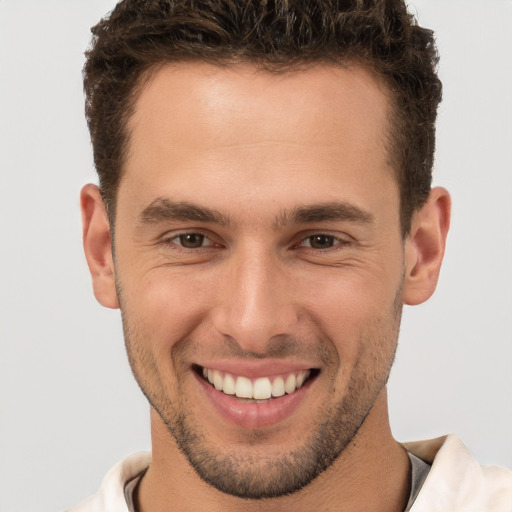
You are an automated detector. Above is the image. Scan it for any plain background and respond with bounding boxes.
[0,1,511,510]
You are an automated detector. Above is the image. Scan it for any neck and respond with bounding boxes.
[135,388,410,512]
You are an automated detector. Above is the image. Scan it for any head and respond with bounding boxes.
[81,0,450,502]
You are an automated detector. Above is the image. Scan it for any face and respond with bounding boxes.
[113,63,405,498]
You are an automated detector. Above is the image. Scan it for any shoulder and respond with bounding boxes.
[404,435,512,512]
[64,452,151,512]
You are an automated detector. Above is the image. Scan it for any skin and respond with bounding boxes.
[81,62,450,511]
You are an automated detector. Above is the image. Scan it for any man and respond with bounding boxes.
[70,0,512,511]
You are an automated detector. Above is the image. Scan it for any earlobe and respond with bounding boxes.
[80,184,120,309]
[403,187,451,306]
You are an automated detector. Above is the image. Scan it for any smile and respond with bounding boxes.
[199,366,314,401]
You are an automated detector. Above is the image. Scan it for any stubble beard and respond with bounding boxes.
[161,366,391,499]
[118,284,403,500]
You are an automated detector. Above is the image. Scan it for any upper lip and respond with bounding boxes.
[194,359,317,379]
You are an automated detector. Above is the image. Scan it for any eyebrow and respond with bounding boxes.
[276,201,374,227]
[139,198,232,226]
[138,197,374,229]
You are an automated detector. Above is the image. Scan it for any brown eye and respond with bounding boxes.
[178,233,206,248]
[307,234,336,249]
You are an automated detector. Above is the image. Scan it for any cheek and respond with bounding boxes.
[119,267,214,352]
[297,266,402,362]
[301,266,399,326]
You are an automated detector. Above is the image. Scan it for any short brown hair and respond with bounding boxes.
[84,0,442,235]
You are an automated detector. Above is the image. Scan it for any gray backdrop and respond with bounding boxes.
[1,1,511,511]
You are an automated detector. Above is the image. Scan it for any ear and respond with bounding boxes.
[403,187,451,306]
[80,184,119,309]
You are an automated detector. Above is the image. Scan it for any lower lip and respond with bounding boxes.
[195,372,315,429]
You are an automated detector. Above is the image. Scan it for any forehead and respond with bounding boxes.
[120,61,396,223]
[129,60,391,151]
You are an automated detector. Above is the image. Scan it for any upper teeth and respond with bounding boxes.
[202,367,311,400]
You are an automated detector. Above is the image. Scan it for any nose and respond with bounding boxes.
[211,247,298,354]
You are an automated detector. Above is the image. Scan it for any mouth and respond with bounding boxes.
[193,364,320,403]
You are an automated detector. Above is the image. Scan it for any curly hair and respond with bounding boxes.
[83,0,442,235]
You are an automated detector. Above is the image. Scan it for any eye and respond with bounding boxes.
[169,233,213,249]
[297,233,350,251]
